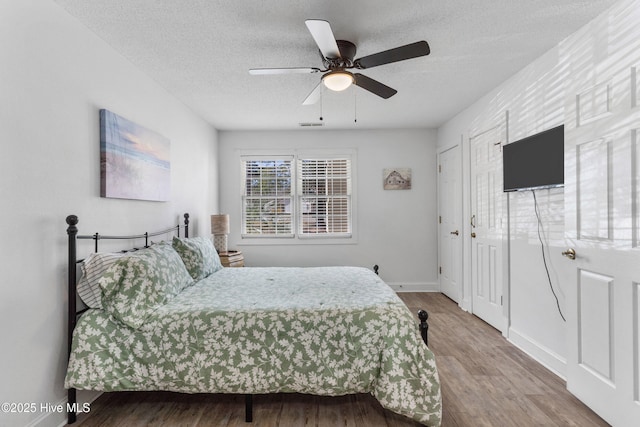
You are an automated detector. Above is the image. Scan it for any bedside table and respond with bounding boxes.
[218,250,244,267]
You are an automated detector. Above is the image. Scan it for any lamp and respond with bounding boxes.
[322,70,354,92]
[210,214,230,253]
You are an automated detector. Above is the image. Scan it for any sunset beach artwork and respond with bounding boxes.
[100,109,170,201]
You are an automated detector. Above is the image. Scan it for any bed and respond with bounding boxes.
[64,214,441,426]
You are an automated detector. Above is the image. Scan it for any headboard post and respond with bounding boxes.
[65,215,78,425]
[184,213,190,238]
[66,215,78,355]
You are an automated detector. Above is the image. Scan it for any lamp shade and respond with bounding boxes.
[322,71,354,92]
[211,214,230,235]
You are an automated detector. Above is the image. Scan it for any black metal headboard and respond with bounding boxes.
[64,212,190,425]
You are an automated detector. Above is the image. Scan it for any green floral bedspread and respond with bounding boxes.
[65,266,441,425]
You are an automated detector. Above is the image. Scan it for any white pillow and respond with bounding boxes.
[77,252,125,309]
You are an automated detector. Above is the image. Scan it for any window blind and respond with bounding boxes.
[298,158,352,236]
[241,157,293,236]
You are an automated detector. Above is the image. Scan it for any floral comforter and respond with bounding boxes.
[65,266,441,425]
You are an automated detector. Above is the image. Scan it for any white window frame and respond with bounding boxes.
[239,149,357,245]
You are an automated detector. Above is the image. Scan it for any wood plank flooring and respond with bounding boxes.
[72,293,608,426]
[401,293,608,427]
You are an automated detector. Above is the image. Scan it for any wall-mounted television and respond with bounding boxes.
[503,125,564,192]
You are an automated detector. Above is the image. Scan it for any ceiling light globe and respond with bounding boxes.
[323,71,354,92]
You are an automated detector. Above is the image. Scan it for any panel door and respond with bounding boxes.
[564,68,640,426]
[469,118,507,331]
[438,144,462,302]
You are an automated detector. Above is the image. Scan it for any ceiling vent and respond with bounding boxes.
[298,122,324,127]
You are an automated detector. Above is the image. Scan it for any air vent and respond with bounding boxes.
[299,122,324,127]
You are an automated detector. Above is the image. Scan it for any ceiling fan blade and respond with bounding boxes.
[249,67,321,75]
[354,73,397,99]
[305,19,341,59]
[302,82,322,105]
[355,41,430,69]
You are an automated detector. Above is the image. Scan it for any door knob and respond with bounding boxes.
[450,230,459,236]
[562,248,576,260]
[471,232,476,238]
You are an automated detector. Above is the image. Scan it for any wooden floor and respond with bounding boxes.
[401,293,608,427]
[73,293,609,427]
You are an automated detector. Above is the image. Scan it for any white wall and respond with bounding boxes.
[437,0,637,377]
[438,46,573,375]
[0,1,218,426]
[438,45,569,373]
[218,129,438,290]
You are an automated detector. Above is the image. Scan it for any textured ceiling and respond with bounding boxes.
[54,0,618,130]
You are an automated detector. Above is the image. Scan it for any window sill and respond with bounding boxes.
[238,236,357,246]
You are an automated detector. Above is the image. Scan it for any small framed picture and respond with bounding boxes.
[383,168,411,190]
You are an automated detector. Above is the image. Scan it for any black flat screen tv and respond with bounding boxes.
[503,125,564,192]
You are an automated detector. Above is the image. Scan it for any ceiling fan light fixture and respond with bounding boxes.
[322,71,354,92]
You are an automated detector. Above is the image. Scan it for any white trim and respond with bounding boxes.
[28,390,102,427]
[238,237,357,246]
[508,326,567,379]
[388,282,439,292]
[502,110,511,339]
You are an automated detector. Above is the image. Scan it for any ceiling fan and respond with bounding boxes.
[249,19,430,105]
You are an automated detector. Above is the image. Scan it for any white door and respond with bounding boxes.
[438,144,462,302]
[469,118,507,331]
[564,87,640,425]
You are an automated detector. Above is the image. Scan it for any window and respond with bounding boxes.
[242,157,293,236]
[241,153,353,239]
[298,158,351,236]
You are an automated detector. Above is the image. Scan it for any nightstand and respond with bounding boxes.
[219,250,244,267]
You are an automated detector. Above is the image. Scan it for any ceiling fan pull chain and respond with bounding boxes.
[319,85,324,121]
[354,87,357,124]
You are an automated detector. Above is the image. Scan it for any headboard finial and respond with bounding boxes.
[66,215,78,226]
[66,215,78,235]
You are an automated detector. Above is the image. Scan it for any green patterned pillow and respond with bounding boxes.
[99,242,193,329]
[172,236,223,280]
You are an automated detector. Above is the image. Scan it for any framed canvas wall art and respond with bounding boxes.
[100,109,170,201]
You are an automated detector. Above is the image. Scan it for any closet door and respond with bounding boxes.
[469,117,507,332]
[438,144,462,302]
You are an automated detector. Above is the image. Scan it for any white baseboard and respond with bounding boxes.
[27,390,102,427]
[508,327,567,380]
[388,282,439,292]
[460,298,471,312]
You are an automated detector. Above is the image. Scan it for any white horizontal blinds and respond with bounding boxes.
[298,158,351,236]
[242,157,293,236]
